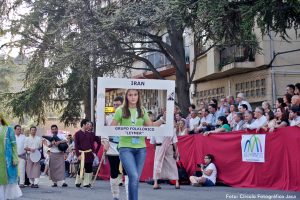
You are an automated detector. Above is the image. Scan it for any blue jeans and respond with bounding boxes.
[119,147,146,200]
[203,178,215,186]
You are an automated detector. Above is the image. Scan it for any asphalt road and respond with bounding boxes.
[19,176,299,200]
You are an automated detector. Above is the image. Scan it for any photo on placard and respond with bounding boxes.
[104,88,167,125]
[96,78,175,137]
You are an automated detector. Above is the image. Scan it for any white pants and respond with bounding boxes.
[18,158,26,185]
[0,184,22,200]
[29,178,39,185]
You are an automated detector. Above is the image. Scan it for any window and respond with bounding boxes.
[236,78,266,99]
[256,80,260,87]
[256,89,261,97]
[261,79,265,87]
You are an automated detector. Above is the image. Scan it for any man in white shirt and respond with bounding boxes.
[47,124,68,187]
[196,108,212,133]
[237,93,252,111]
[24,126,42,188]
[14,125,26,188]
[232,112,245,131]
[188,110,200,134]
[190,154,217,187]
[289,106,300,127]
[245,107,267,131]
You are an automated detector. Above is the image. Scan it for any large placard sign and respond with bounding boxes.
[96,77,175,137]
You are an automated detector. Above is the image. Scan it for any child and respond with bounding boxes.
[43,150,50,176]
[67,149,79,178]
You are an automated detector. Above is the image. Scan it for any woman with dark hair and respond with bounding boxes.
[283,93,292,108]
[203,116,231,135]
[269,107,289,132]
[189,154,217,187]
[262,110,276,132]
[110,89,165,200]
[275,98,286,110]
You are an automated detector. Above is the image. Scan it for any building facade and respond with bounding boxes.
[192,29,300,109]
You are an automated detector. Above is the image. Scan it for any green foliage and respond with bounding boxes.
[1,0,299,122]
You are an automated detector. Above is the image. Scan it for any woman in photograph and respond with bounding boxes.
[110,89,166,200]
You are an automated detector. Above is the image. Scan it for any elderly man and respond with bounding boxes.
[188,110,200,134]
[232,112,245,131]
[243,111,255,129]
[196,108,212,133]
[236,93,252,112]
[244,107,267,131]
[291,95,300,107]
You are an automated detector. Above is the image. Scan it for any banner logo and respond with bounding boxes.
[241,134,266,163]
[243,135,263,153]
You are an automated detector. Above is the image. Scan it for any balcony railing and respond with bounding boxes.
[144,52,171,69]
[144,46,190,69]
[219,46,255,70]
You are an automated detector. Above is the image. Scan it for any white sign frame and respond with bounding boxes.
[241,134,266,163]
[96,77,175,137]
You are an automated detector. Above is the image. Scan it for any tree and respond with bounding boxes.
[1,0,299,124]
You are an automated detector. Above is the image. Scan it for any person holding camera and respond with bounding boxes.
[189,154,217,187]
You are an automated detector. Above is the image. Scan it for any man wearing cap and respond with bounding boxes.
[0,113,22,199]
[24,126,42,188]
[236,93,252,112]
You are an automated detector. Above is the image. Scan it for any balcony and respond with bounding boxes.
[219,46,256,71]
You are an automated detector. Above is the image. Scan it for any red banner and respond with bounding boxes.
[98,127,300,191]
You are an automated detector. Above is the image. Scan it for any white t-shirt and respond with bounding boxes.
[290,116,300,126]
[189,117,200,131]
[150,132,178,145]
[16,134,26,155]
[24,135,42,151]
[203,163,217,184]
[198,114,212,129]
[245,115,267,130]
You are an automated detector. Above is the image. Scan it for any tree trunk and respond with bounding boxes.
[168,26,191,117]
[175,70,190,117]
[83,84,91,120]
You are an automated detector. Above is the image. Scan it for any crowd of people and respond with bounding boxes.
[0,83,299,200]
[174,83,300,136]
